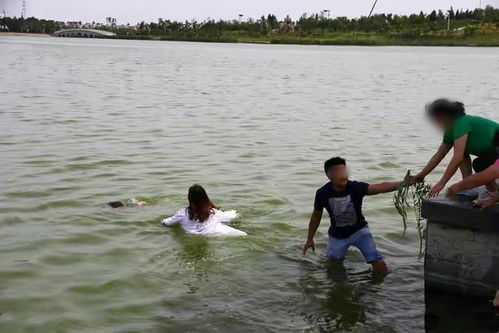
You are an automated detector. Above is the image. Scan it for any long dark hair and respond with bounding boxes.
[187,184,217,222]
[426,98,466,119]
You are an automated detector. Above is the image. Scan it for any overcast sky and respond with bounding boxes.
[1,0,498,23]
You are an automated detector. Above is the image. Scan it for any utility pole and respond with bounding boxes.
[447,9,451,31]
[21,0,26,18]
[368,0,379,18]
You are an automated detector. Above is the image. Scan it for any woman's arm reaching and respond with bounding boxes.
[430,135,467,196]
[214,209,240,223]
[415,143,453,182]
[162,209,185,226]
[448,164,499,196]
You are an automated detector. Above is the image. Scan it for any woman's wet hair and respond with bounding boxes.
[187,184,218,222]
[426,99,466,119]
[108,201,125,208]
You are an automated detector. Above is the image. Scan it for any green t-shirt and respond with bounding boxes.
[443,115,499,156]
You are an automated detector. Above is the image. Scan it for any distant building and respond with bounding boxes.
[65,21,83,29]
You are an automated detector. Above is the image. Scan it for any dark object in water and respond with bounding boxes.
[108,201,125,208]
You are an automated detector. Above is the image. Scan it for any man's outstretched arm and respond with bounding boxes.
[367,181,402,195]
[303,209,323,255]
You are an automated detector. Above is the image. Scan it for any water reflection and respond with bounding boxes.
[425,289,499,332]
[171,227,213,294]
[176,233,212,263]
[299,260,376,331]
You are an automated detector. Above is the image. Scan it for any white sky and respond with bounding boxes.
[1,0,498,24]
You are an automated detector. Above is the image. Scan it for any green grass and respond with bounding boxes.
[111,31,499,46]
[270,35,499,46]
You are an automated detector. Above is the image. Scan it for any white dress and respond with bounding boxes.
[161,208,247,236]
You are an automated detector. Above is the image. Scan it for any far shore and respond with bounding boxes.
[0,32,50,37]
[2,31,498,47]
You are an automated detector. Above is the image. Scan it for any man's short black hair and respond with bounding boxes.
[324,157,346,175]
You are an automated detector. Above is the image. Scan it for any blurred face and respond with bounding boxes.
[328,164,349,188]
[430,114,452,131]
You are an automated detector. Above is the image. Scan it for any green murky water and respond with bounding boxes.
[1,36,498,332]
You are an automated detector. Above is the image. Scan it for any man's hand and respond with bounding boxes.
[408,174,423,186]
[303,239,315,255]
[430,182,445,197]
[413,173,425,184]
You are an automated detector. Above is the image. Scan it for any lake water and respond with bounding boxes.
[1,35,498,332]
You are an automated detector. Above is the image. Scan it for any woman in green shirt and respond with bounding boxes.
[414,99,499,198]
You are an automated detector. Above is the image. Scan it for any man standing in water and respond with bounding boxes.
[303,157,404,276]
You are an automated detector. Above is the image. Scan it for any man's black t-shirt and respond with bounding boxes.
[314,180,370,239]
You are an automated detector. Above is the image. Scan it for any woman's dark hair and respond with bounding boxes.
[108,201,125,208]
[426,99,466,119]
[187,184,217,222]
[324,157,346,175]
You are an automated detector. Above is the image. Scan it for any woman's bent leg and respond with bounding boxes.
[473,156,498,193]
[460,154,472,179]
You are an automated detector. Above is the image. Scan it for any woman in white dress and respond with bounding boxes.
[162,184,247,236]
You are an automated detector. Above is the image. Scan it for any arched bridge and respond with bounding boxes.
[52,29,116,38]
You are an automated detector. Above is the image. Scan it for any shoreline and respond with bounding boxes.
[2,31,498,47]
[0,32,50,37]
[101,34,499,47]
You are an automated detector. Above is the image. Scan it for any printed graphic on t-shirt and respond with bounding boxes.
[328,195,358,227]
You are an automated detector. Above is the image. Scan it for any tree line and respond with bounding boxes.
[1,6,498,38]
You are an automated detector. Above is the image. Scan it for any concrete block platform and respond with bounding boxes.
[422,195,499,298]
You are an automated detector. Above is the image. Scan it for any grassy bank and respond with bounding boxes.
[3,29,497,47]
[108,32,499,46]
[268,34,499,46]
[4,31,498,46]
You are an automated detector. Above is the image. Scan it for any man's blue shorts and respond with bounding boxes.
[327,226,383,263]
